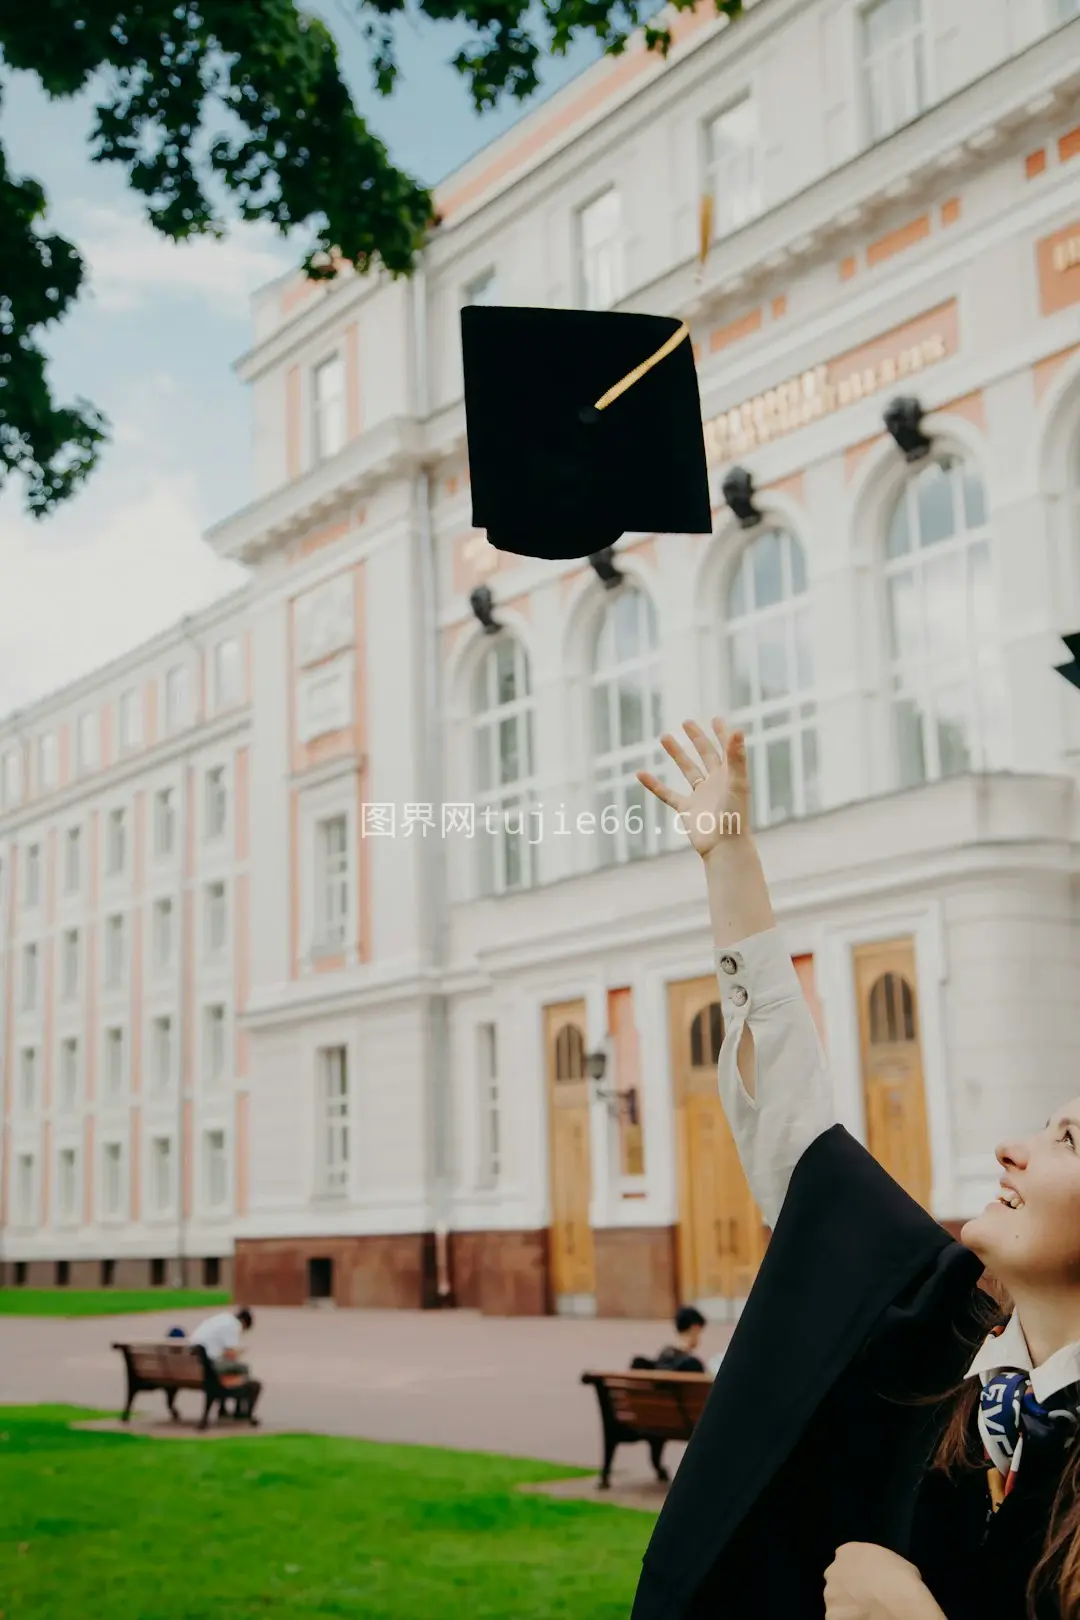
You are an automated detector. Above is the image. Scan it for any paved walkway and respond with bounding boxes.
[0,1305,733,1488]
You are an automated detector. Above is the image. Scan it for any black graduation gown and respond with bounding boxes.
[630,1124,1068,1620]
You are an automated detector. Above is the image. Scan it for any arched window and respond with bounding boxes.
[884,454,1002,787]
[554,1023,586,1081]
[689,1002,725,1068]
[471,636,535,895]
[724,526,818,825]
[868,972,916,1045]
[590,585,667,866]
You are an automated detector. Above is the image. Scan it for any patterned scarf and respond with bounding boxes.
[977,1328,1080,1510]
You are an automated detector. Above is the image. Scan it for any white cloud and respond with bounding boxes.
[0,470,246,716]
[74,202,295,318]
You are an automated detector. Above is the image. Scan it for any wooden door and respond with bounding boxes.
[669,978,767,1313]
[854,940,932,1209]
[544,1001,595,1305]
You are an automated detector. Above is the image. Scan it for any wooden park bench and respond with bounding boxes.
[581,1368,713,1488]
[112,1340,243,1430]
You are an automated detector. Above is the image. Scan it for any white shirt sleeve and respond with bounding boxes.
[714,927,835,1230]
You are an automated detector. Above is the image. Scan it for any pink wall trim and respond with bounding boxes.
[346,321,362,439]
[286,365,302,480]
[236,1093,249,1217]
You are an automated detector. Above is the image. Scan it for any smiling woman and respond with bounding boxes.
[630,717,1080,1620]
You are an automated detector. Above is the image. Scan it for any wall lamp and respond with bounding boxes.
[721,466,762,529]
[469,584,502,634]
[1055,631,1080,690]
[586,1047,639,1126]
[883,396,932,462]
[588,547,624,590]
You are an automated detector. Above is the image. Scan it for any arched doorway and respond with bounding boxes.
[669,978,767,1318]
[854,940,932,1207]
[544,1002,595,1311]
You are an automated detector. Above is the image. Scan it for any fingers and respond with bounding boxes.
[637,769,684,812]
[713,718,748,778]
[660,731,706,788]
[683,719,723,773]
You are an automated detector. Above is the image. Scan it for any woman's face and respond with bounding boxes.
[961,1099,1080,1286]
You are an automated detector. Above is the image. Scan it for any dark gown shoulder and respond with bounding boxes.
[632,1125,986,1620]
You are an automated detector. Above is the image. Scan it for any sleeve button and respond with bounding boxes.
[719,953,739,976]
[731,985,748,1007]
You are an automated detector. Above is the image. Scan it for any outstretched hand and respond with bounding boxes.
[824,1544,947,1620]
[637,718,750,857]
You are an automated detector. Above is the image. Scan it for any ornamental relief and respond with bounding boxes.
[294,572,355,668]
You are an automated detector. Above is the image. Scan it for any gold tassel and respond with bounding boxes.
[697,193,714,280]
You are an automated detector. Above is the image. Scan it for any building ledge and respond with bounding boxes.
[206,416,425,565]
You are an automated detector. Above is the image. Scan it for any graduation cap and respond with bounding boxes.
[1056,631,1080,689]
[460,305,713,561]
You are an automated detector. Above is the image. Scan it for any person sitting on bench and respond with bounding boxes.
[189,1306,262,1423]
[653,1305,708,1374]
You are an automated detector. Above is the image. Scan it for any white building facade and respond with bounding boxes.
[6,0,1080,1316]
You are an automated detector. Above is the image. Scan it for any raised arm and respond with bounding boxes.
[638,719,834,1228]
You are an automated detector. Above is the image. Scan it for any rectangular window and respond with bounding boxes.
[64,826,82,894]
[59,1038,80,1112]
[317,1046,349,1196]
[104,914,125,987]
[316,816,349,951]
[16,1154,35,1225]
[153,899,175,974]
[705,97,762,238]
[152,1016,174,1090]
[61,929,80,1001]
[77,711,99,774]
[165,665,189,732]
[106,808,127,876]
[102,1142,123,1217]
[38,732,58,791]
[57,1148,78,1223]
[119,689,141,752]
[104,1026,125,1098]
[465,268,499,305]
[22,943,38,1010]
[213,639,243,711]
[154,788,176,857]
[19,1046,38,1112]
[205,881,227,957]
[477,1022,500,1188]
[577,188,624,311]
[204,1129,228,1209]
[24,843,41,907]
[151,1136,173,1212]
[313,354,347,462]
[205,767,227,840]
[204,1004,227,1086]
[3,748,21,807]
[862,0,927,144]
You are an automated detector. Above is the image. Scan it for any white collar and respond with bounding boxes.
[965,1311,1080,1404]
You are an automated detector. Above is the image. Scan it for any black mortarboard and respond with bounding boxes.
[460,305,712,561]
[1056,631,1080,689]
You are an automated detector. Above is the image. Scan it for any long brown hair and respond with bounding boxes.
[927,1282,1080,1619]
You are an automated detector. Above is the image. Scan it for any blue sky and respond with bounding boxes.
[0,6,608,712]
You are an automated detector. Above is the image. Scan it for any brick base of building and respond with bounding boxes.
[0,1255,234,1292]
[451,1230,551,1316]
[233,1227,681,1318]
[234,1234,442,1310]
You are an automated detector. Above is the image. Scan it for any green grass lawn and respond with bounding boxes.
[0,1406,652,1618]
[0,1289,230,1317]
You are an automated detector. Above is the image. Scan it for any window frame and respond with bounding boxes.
[312,351,347,463]
[702,93,763,241]
[859,0,930,147]
[316,1045,350,1198]
[576,185,625,312]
